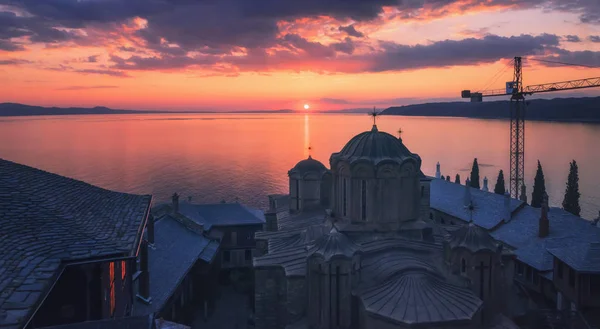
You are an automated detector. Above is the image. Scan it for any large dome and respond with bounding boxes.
[289,156,328,175]
[331,125,420,166]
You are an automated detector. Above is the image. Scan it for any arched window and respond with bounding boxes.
[343,178,347,217]
[461,258,467,273]
[361,180,367,221]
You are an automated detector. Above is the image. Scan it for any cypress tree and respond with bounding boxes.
[531,160,547,208]
[470,158,480,189]
[562,160,581,216]
[455,174,461,184]
[494,170,506,195]
[446,175,451,181]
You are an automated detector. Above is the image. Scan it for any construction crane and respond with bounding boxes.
[461,56,600,199]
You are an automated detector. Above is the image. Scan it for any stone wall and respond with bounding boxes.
[255,267,287,329]
[286,276,306,324]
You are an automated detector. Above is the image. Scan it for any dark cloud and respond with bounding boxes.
[75,68,129,77]
[87,55,99,63]
[282,33,335,57]
[539,50,600,68]
[56,85,119,90]
[0,39,24,51]
[0,58,31,65]
[364,34,560,72]
[564,35,581,42]
[590,35,600,43]
[118,46,137,52]
[331,37,356,54]
[339,24,364,38]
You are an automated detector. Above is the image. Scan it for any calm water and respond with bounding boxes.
[0,113,599,219]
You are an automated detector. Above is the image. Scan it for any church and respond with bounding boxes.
[252,121,520,329]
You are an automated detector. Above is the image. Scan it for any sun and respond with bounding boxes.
[303,104,310,110]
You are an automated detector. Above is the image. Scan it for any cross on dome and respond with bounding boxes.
[369,107,379,131]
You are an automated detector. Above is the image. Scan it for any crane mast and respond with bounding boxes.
[509,57,525,200]
[461,57,600,200]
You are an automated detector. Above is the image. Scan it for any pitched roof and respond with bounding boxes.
[431,179,523,229]
[448,223,499,254]
[176,202,265,230]
[0,159,151,329]
[491,205,600,271]
[134,215,217,316]
[548,242,600,273]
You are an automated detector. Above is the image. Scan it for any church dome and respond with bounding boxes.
[289,156,328,175]
[447,222,499,254]
[331,125,420,166]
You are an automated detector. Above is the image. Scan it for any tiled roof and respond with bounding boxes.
[448,223,499,254]
[491,206,600,271]
[38,315,153,329]
[134,215,217,316]
[0,159,151,329]
[176,202,265,231]
[431,179,524,229]
[199,240,220,263]
[308,227,360,261]
[548,242,600,273]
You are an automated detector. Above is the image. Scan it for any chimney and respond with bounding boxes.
[147,214,155,245]
[463,179,472,207]
[137,240,152,303]
[504,192,512,222]
[482,177,489,192]
[539,193,549,238]
[172,193,180,214]
[435,162,441,179]
[520,185,528,204]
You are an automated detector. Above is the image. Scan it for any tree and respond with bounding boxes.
[562,160,581,216]
[531,160,547,208]
[455,174,461,184]
[446,175,451,181]
[470,158,480,189]
[494,170,506,195]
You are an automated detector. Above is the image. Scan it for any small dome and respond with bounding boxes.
[448,223,498,254]
[331,125,420,166]
[308,227,360,261]
[289,156,328,175]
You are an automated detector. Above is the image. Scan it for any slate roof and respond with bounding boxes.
[199,240,220,263]
[490,205,600,271]
[330,124,420,167]
[357,248,481,326]
[548,242,600,273]
[177,202,265,231]
[308,227,360,261]
[431,179,524,229]
[448,223,499,254]
[0,159,152,329]
[134,215,217,316]
[38,315,153,329]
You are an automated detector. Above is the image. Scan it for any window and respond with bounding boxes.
[441,217,445,224]
[245,249,252,261]
[517,262,524,275]
[569,268,576,288]
[429,213,433,220]
[591,275,600,296]
[450,221,455,225]
[533,271,540,285]
[558,261,563,279]
[343,178,347,217]
[361,180,367,221]
[121,260,126,281]
[526,266,533,282]
[461,258,467,273]
[421,186,424,197]
[336,266,340,326]
[223,250,230,262]
[231,232,237,246]
[109,262,116,316]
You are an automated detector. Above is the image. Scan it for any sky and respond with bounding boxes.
[0,0,599,111]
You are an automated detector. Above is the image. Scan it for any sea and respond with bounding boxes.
[0,113,599,219]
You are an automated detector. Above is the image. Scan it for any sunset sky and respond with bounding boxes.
[1,0,599,111]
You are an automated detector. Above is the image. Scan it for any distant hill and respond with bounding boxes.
[0,103,151,116]
[381,97,600,123]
